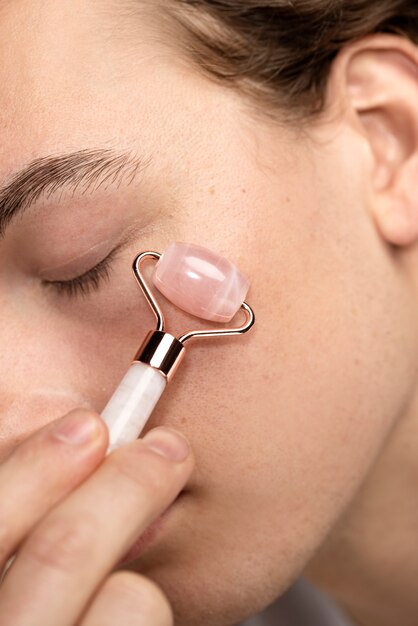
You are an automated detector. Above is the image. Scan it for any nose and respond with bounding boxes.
[0,386,94,461]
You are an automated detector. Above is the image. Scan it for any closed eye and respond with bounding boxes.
[41,246,120,298]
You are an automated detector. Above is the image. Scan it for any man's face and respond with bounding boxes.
[0,1,416,624]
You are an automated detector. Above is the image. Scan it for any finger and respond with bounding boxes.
[0,409,107,571]
[0,426,193,626]
[79,571,173,626]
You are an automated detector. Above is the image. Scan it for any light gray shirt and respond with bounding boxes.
[237,577,356,626]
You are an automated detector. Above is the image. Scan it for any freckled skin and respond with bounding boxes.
[1,2,418,626]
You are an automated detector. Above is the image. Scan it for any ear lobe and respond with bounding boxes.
[338,35,418,247]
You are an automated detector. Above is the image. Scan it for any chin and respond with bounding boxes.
[113,492,319,625]
[136,558,301,626]
[123,529,306,626]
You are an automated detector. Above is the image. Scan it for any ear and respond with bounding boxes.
[327,34,418,247]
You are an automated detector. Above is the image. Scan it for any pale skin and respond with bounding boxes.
[0,412,193,625]
[1,1,418,625]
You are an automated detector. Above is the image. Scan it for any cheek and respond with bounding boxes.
[139,143,418,615]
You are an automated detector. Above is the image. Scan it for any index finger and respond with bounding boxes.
[0,409,107,571]
[0,426,193,626]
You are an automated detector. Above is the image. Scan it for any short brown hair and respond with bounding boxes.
[166,1,418,124]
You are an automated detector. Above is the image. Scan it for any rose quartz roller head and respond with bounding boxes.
[101,242,255,454]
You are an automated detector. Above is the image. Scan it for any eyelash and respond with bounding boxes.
[42,248,119,298]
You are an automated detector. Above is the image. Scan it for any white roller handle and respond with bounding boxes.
[101,361,167,455]
[0,361,165,583]
[0,362,165,584]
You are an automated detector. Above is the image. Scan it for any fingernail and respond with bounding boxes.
[143,427,190,462]
[52,411,102,446]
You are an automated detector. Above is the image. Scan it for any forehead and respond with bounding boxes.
[0,0,235,129]
[0,1,178,173]
[0,1,153,112]
[0,0,258,204]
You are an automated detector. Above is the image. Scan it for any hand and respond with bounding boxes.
[0,408,193,625]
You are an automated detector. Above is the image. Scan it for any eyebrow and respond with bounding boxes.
[0,148,152,237]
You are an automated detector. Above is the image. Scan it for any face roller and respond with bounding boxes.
[0,242,254,586]
[101,242,255,455]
